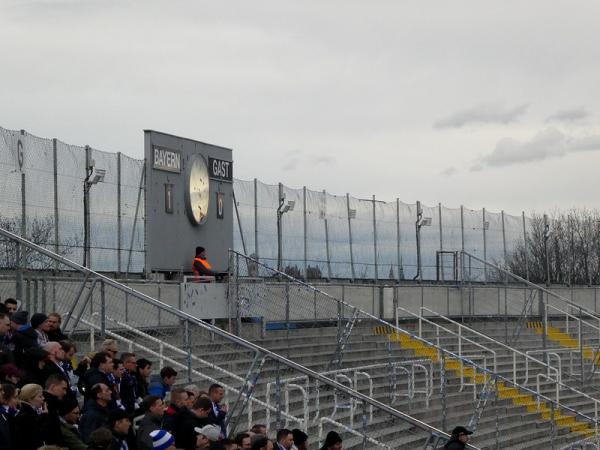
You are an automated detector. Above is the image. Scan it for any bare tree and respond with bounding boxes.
[507,210,600,285]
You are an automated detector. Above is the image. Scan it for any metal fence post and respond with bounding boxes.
[438,202,443,281]
[460,205,465,252]
[100,280,106,339]
[52,138,59,272]
[522,211,530,281]
[501,210,507,267]
[254,178,259,260]
[396,198,402,281]
[117,152,122,276]
[441,351,447,431]
[372,195,378,282]
[347,193,356,281]
[482,207,487,282]
[415,200,423,283]
[303,186,307,278]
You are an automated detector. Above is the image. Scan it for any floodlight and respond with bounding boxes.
[88,168,106,185]
[418,217,432,227]
[349,209,357,219]
[483,221,490,230]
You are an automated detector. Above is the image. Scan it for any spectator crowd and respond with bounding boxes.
[0,297,344,450]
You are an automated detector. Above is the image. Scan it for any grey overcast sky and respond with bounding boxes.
[2,0,600,215]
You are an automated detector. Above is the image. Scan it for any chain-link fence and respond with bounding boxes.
[1,125,531,278]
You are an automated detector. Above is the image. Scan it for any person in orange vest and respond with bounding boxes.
[192,247,218,281]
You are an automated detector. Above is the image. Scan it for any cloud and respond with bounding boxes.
[314,155,334,165]
[433,102,529,129]
[545,107,589,123]
[477,127,600,168]
[440,166,458,176]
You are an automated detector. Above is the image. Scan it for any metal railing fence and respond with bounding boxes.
[229,250,599,449]
[0,226,473,450]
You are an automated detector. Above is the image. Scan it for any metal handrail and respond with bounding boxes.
[0,228,468,448]
[89,312,245,383]
[419,306,558,385]
[546,303,600,345]
[397,305,497,391]
[460,251,600,320]
[77,317,304,430]
[230,249,600,430]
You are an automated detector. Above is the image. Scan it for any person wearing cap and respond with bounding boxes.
[319,431,342,450]
[107,408,131,450]
[149,429,177,450]
[192,246,219,281]
[444,426,473,449]
[291,429,308,450]
[136,395,165,450]
[58,396,87,450]
[194,424,221,449]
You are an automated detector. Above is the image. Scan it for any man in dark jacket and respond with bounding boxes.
[82,352,114,400]
[43,373,70,445]
[208,383,227,438]
[444,426,473,450]
[10,311,37,366]
[173,396,213,450]
[162,387,189,431]
[46,313,68,342]
[135,358,152,400]
[59,396,87,450]
[79,383,113,443]
[119,352,139,414]
[136,395,165,450]
[108,409,131,450]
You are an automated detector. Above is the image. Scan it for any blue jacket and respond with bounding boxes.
[148,374,170,400]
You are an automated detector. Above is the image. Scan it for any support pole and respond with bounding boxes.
[52,138,59,273]
[415,200,423,282]
[438,202,443,281]
[501,210,507,268]
[544,213,550,287]
[396,198,402,281]
[323,190,332,279]
[254,178,259,259]
[522,211,529,281]
[372,195,378,281]
[303,186,307,278]
[233,190,247,255]
[117,152,122,276]
[347,193,355,281]
[482,207,487,282]
[460,205,465,252]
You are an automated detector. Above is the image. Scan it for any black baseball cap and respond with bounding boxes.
[451,426,473,436]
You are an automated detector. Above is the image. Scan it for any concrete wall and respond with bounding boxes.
[3,276,600,326]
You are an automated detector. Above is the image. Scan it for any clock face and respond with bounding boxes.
[185,155,210,225]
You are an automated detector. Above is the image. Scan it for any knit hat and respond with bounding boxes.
[30,313,48,329]
[10,310,28,325]
[149,429,175,450]
[195,424,221,441]
[58,395,80,416]
[19,383,43,402]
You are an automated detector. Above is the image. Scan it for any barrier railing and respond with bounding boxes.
[0,227,470,450]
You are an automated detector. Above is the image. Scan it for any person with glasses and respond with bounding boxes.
[59,396,87,450]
